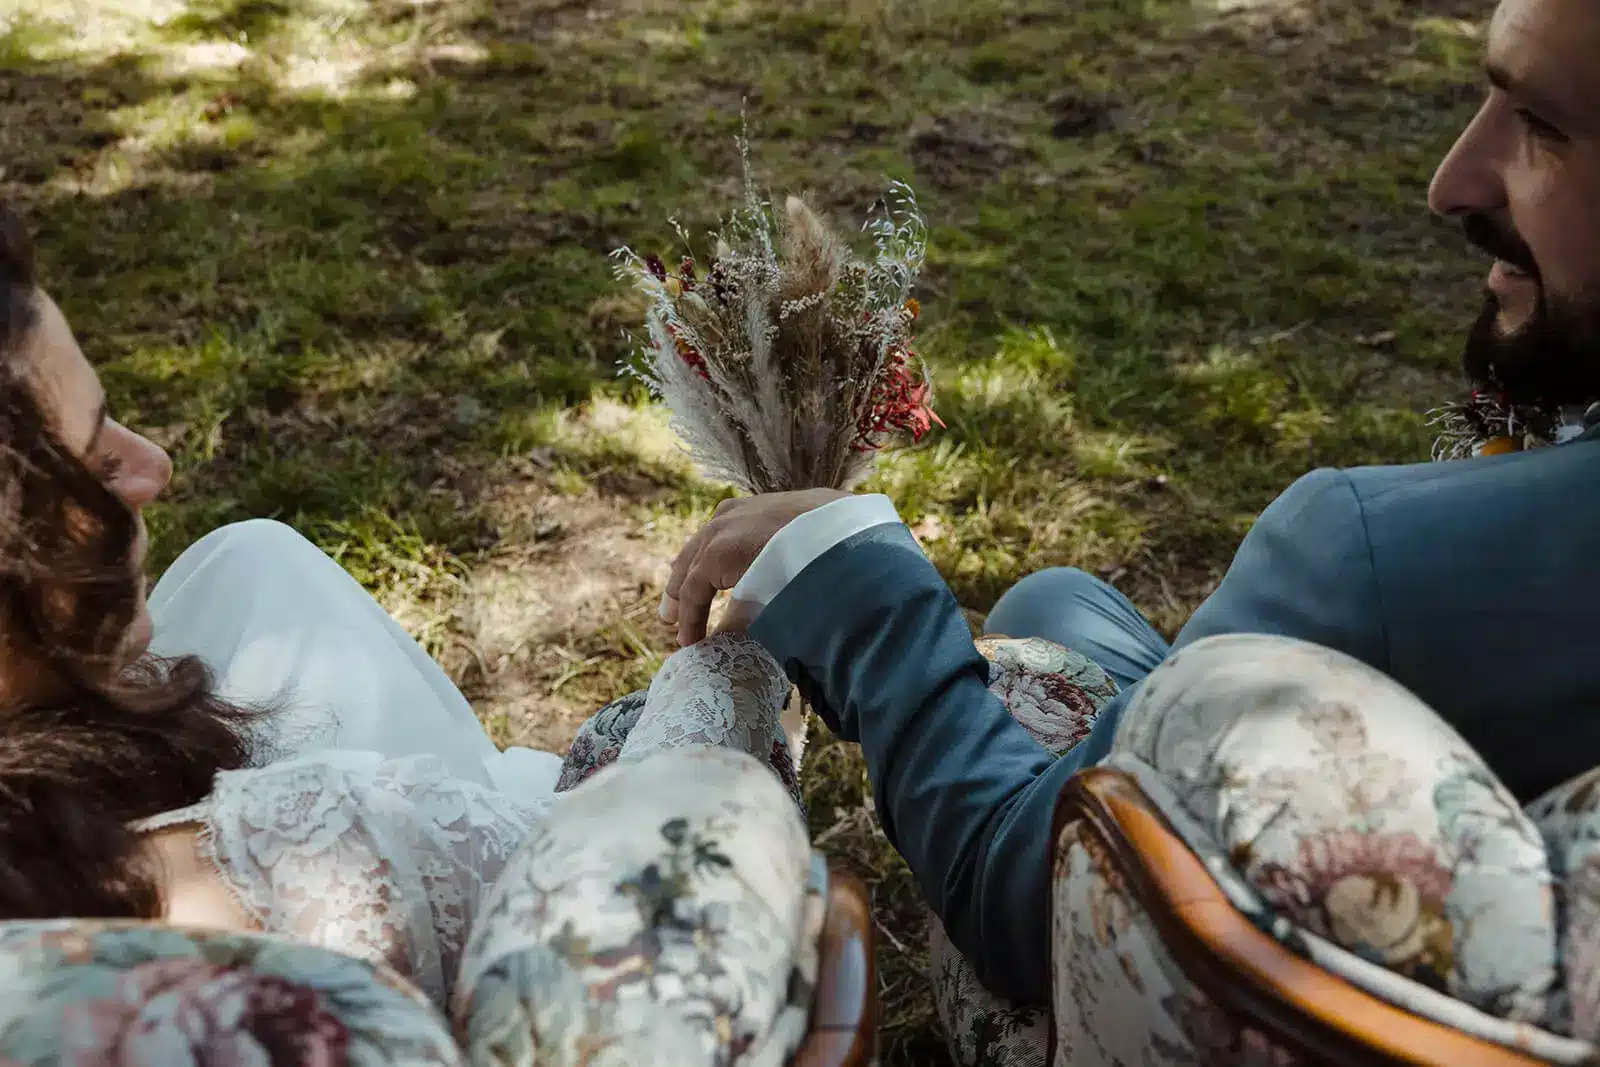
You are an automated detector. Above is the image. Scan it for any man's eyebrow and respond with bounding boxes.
[1487,59,1582,129]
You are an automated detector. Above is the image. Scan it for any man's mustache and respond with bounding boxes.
[1462,214,1540,278]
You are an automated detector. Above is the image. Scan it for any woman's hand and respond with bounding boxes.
[661,489,850,646]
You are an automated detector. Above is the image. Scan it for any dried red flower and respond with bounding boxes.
[853,348,943,451]
[667,324,711,381]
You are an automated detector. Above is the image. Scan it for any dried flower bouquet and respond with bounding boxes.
[612,150,941,494]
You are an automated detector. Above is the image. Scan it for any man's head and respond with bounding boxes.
[1429,0,1600,408]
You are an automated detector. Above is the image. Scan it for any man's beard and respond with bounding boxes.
[1462,288,1600,409]
[1458,213,1600,410]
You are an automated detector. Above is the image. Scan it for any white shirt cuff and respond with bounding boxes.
[730,494,904,609]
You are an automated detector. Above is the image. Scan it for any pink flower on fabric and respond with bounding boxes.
[64,958,348,1067]
[1253,829,1454,968]
[988,669,1100,754]
[1257,829,1453,907]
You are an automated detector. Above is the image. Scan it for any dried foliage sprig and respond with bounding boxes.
[1426,389,1597,461]
[612,145,941,494]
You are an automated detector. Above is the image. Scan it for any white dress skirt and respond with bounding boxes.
[145,518,564,806]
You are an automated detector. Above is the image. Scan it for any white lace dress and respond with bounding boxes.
[134,752,550,1010]
[133,521,806,1020]
[133,520,569,1010]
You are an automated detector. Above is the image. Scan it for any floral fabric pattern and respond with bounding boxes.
[929,917,1048,1067]
[65,958,349,1067]
[554,690,647,793]
[1528,766,1600,1041]
[1110,634,1557,1025]
[456,746,821,1067]
[0,921,461,1067]
[953,630,1595,1062]
[1051,819,1301,1067]
[927,636,1118,1067]
[469,636,820,1065]
[973,636,1118,758]
[0,634,833,1067]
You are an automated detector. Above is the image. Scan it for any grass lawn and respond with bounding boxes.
[2,0,1488,1058]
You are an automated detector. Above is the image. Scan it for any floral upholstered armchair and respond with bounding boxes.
[938,632,1600,1067]
[0,748,875,1067]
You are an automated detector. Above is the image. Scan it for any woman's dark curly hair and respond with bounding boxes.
[0,201,263,919]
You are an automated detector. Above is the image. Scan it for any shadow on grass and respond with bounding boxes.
[161,0,297,42]
[5,0,1487,560]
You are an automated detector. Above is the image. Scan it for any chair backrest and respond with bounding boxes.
[1053,768,1552,1067]
[794,870,877,1067]
[0,919,464,1066]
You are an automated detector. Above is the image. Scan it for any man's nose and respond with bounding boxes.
[1428,108,1504,219]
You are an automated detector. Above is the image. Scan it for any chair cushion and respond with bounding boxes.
[1109,634,1558,1025]
[455,745,823,1067]
[0,920,460,1066]
[1051,768,1590,1067]
[1527,766,1600,1041]
[1051,791,1310,1067]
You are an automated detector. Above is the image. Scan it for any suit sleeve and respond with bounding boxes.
[750,522,1082,1004]
[744,468,1382,1005]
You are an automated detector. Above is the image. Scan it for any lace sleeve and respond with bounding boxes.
[618,633,791,759]
[200,752,548,1010]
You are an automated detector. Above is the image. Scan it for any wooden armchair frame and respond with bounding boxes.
[1053,768,1549,1067]
[794,869,877,1067]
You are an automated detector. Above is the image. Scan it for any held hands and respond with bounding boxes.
[660,489,850,647]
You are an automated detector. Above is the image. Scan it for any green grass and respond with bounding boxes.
[1,0,1490,1058]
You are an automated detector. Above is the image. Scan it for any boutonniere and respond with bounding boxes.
[1427,390,1599,461]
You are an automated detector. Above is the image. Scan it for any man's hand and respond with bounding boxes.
[662,489,850,646]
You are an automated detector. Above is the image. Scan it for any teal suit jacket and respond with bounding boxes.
[750,434,1600,1004]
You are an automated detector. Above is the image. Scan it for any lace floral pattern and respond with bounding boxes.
[0,633,837,1065]
[558,634,804,809]
[192,751,548,1010]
